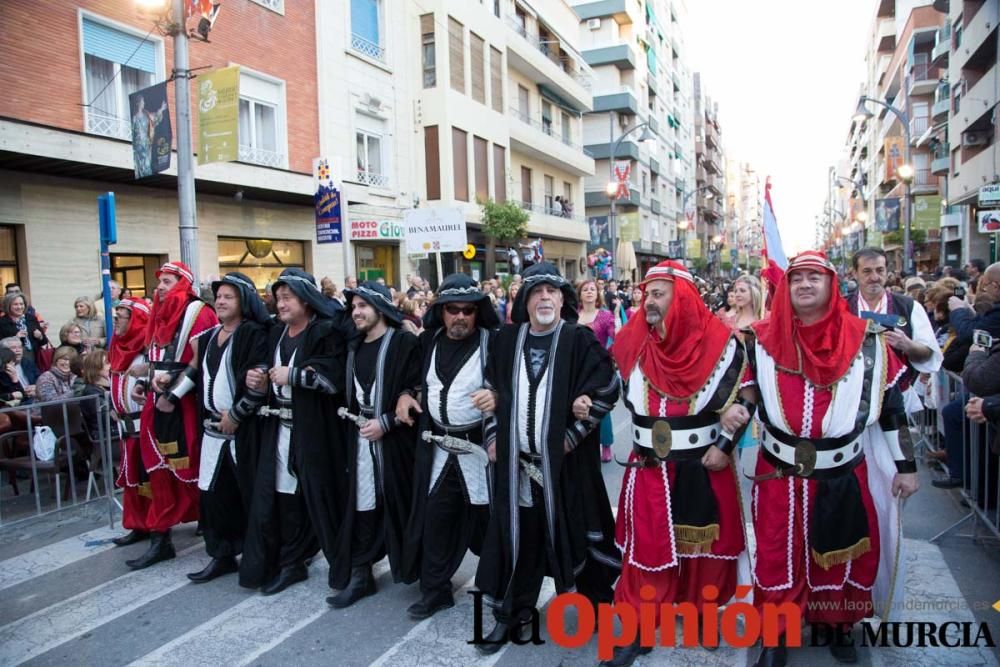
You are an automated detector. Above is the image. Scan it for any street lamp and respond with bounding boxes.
[854,95,915,274]
[606,118,655,279]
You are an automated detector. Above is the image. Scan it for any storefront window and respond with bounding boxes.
[111,253,165,298]
[218,237,306,292]
[0,226,20,289]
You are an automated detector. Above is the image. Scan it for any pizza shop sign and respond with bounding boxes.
[349,219,404,241]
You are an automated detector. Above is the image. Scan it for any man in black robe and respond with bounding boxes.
[397,273,499,619]
[327,281,420,608]
[242,268,349,595]
[182,272,271,583]
[475,262,621,654]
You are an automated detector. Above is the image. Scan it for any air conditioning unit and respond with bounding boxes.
[587,18,601,30]
[963,131,989,147]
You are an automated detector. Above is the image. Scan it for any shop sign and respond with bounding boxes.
[979,184,1000,206]
[349,219,404,240]
[977,210,1000,233]
[313,157,342,244]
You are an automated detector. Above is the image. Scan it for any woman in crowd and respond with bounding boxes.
[576,279,616,462]
[0,293,48,364]
[493,285,507,323]
[717,273,763,335]
[59,323,88,355]
[35,346,78,403]
[0,346,26,406]
[400,298,425,336]
[505,281,520,324]
[72,296,106,350]
[78,349,111,445]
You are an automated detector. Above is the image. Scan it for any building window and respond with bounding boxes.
[424,125,441,200]
[81,17,160,140]
[249,0,284,14]
[561,111,572,145]
[474,136,489,201]
[542,101,553,135]
[517,86,530,123]
[493,144,507,201]
[521,166,532,205]
[0,226,20,289]
[470,32,486,104]
[544,175,554,212]
[356,130,387,187]
[110,253,163,298]
[490,46,503,112]
[238,71,286,168]
[421,14,436,88]
[218,237,305,292]
[351,0,385,62]
[449,17,465,93]
[453,127,469,201]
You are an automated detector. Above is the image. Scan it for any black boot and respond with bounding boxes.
[599,639,653,667]
[112,530,148,547]
[753,635,787,667]
[260,563,308,595]
[475,620,514,656]
[829,625,858,663]
[326,565,375,608]
[125,530,176,570]
[407,588,455,619]
[187,556,239,583]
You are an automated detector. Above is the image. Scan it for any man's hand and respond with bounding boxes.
[701,444,730,471]
[720,403,750,434]
[892,472,919,498]
[395,393,422,426]
[155,395,175,413]
[268,366,290,387]
[470,389,497,413]
[359,419,386,442]
[218,410,237,435]
[884,329,914,354]
[152,373,171,393]
[948,296,973,313]
[31,329,43,340]
[487,441,497,463]
[246,368,267,391]
[572,394,593,420]
[130,383,146,404]
[966,397,988,423]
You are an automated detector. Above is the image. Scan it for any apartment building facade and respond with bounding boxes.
[725,160,763,274]
[692,72,726,269]
[573,0,696,278]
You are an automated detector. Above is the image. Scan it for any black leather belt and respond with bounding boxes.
[432,423,482,443]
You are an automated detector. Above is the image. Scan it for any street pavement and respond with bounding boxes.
[1,402,999,666]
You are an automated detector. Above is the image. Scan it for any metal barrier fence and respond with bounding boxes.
[0,393,118,528]
[921,370,1000,544]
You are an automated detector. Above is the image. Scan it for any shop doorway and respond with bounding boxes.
[355,243,399,286]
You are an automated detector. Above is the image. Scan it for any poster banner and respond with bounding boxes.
[129,82,172,179]
[198,65,240,165]
[686,238,702,259]
[912,195,942,231]
[313,158,342,244]
[875,197,901,232]
[618,211,641,242]
[667,239,684,258]
[613,161,632,200]
[587,215,611,253]
[884,136,905,181]
[977,210,1000,233]
[402,207,467,254]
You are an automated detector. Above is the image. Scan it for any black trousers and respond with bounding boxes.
[201,445,245,559]
[352,507,386,567]
[276,491,317,569]
[496,483,553,625]
[421,461,489,593]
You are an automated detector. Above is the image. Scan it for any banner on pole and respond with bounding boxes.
[198,65,240,165]
[884,136,905,181]
[875,197,901,232]
[313,158,342,244]
[129,82,172,179]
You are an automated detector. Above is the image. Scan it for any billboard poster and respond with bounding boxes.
[129,81,172,179]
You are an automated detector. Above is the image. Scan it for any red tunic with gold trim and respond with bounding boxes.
[747,325,911,630]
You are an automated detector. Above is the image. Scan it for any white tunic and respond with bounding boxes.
[198,327,236,492]
[353,374,379,512]
[273,335,298,494]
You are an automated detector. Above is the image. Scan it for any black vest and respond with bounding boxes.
[848,291,917,385]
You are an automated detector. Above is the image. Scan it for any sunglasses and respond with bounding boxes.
[444,305,477,316]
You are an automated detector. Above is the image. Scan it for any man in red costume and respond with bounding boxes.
[124,262,218,569]
[109,298,154,548]
[746,251,918,667]
[602,260,753,666]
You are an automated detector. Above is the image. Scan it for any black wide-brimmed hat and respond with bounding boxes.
[510,261,578,324]
[423,273,500,330]
[344,281,403,327]
[211,271,271,324]
[271,268,342,319]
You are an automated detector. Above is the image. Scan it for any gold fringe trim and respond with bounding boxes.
[137,482,152,498]
[167,456,190,471]
[674,523,720,552]
[157,440,179,456]
[811,537,871,570]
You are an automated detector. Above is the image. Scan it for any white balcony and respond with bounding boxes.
[504,15,592,112]
[238,145,286,169]
[351,33,385,63]
[356,169,389,188]
[509,108,595,177]
[85,110,131,141]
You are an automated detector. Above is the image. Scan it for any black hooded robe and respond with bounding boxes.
[330,326,420,590]
[475,320,621,623]
[196,318,270,559]
[240,316,350,588]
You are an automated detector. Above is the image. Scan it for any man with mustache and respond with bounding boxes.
[397,273,499,619]
[474,262,620,654]
[241,268,349,595]
[327,281,420,608]
[747,252,918,667]
[602,260,753,666]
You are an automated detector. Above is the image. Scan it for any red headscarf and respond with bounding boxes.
[108,298,151,372]
[751,251,867,388]
[612,261,733,399]
[145,262,196,347]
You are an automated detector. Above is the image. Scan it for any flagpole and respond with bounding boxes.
[173,0,200,284]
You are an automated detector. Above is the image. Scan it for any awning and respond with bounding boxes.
[538,84,584,116]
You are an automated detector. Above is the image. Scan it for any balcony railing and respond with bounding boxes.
[504,15,590,89]
[911,168,935,187]
[86,110,131,140]
[356,169,389,188]
[351,33,386,63]
[909,115,929,139]
[509,107,583,150]
[238,145,285,168]
[511,199,585,223]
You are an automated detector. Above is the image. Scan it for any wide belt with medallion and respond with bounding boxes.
[624,412,722,467]
[757,427,865,481]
